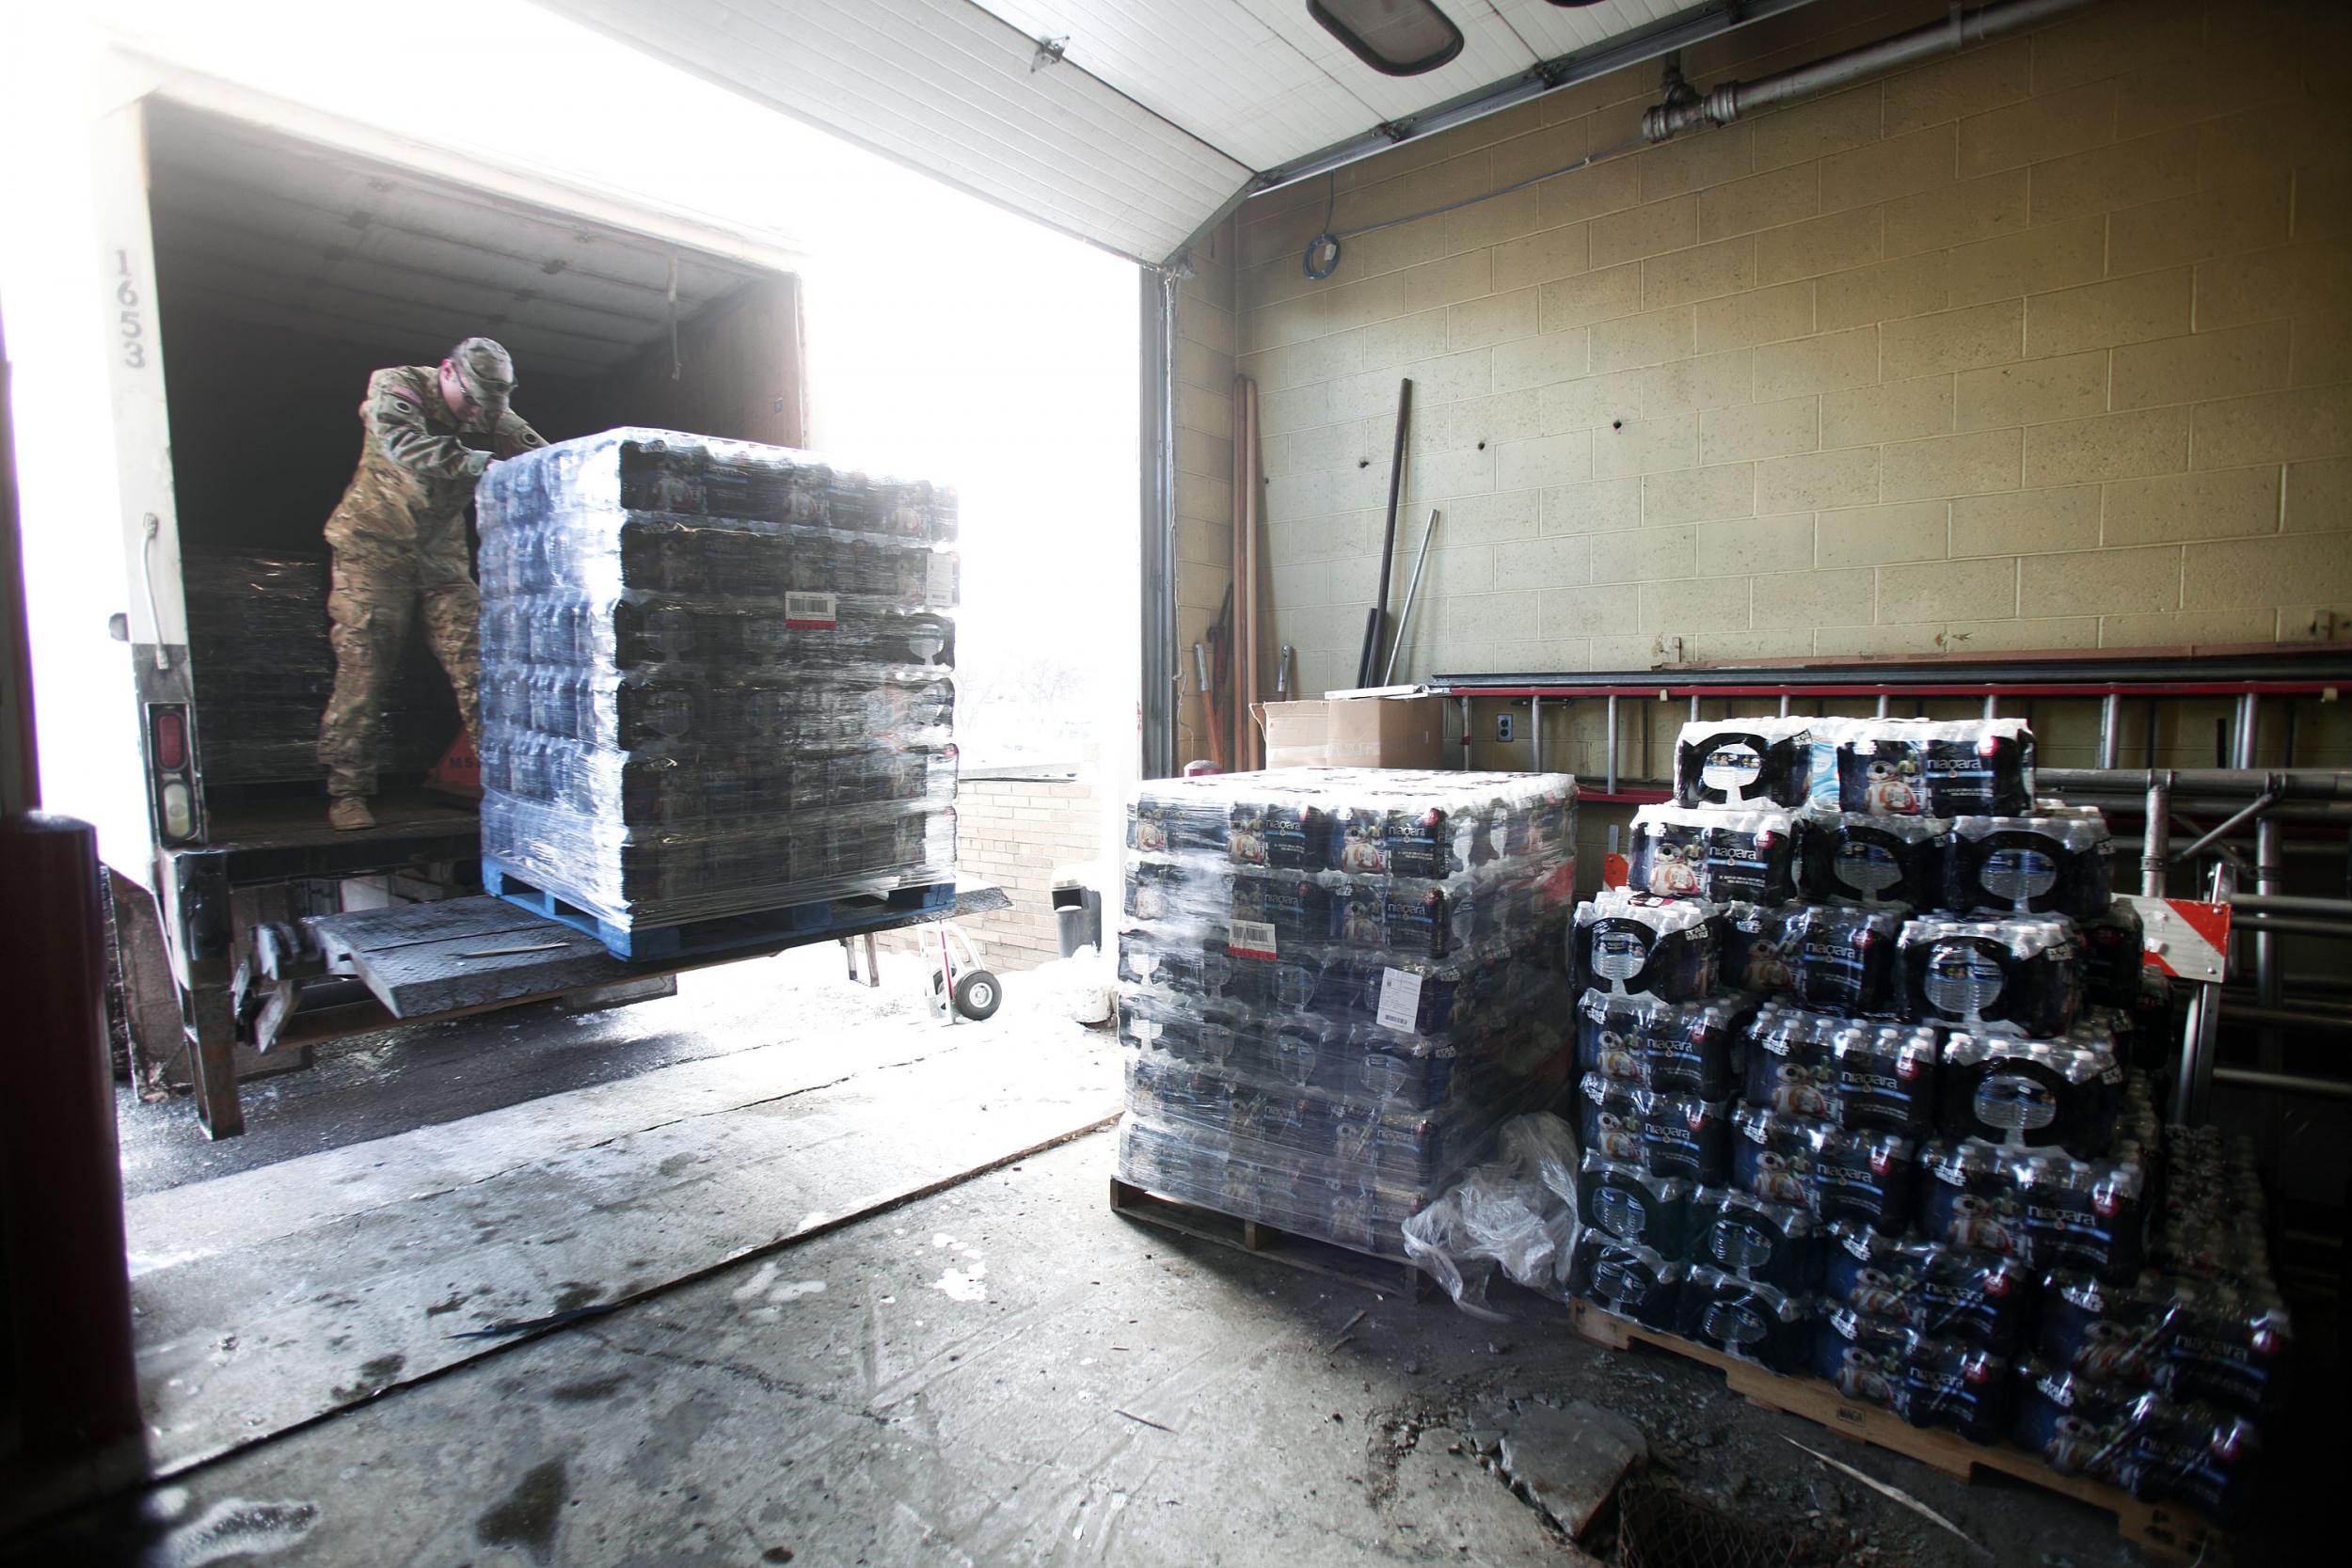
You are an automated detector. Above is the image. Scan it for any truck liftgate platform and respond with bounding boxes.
[132,784,1007,1140]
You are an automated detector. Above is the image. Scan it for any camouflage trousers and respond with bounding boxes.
[317,554,481,799]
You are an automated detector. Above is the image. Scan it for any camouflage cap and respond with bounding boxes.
[447,337,516,419]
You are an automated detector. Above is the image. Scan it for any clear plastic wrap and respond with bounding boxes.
[1824,1224,2038,1354]
[1918,1140,2148,1283]
[2156,1127,2276,1289]
[1118,769,1577,1258]
[2011,1367,2260,1515]
[1578,1151,1697,1255]
[1811,1309,2014,1442]
[1938,1032,2124,1153]
[1945,811,2114,919]
[183,550,452,783]
[1795,813,1947,907]
[1572,890,1720,1001]
[474,429,958,928]
[1627,804,1799,904]
[1676,1266,1816,1372]
[1781,903,1908,1016]
[1399,1113,1581,1318]
[2010,1126,2287,1509]
[1576,988,1752,1100]
[1814,717,2037,818]
[1691,1186,1821,1292]
[1575,1073,1731,1184]
[1733,1108,1915,1233]
[1674,717,1817,809]
[1716,901,1799,995]
[1897,914,2082,1037]
[2037,1270,2290,1420]
[1566,1232,1685,1328]
[1743,1004,1940,1136]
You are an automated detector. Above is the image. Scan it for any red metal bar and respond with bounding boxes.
[1435,681,2339,700]
[0,814,141,1457]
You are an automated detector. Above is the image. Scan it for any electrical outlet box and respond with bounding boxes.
[1496,713,1515,742]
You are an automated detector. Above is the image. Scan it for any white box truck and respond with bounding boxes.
[7,74,817,1135]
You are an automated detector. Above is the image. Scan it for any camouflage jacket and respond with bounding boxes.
[324,364,545,567]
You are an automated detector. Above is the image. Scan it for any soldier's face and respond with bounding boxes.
[440,361,484,427]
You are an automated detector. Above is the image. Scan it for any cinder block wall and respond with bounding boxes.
[885,769,1103,974]
[1234,0,2351,693]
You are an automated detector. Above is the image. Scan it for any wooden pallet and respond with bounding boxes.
[1108,1178,1427,1299]
[1566,1300,2223,1565]
[485,860,956,961]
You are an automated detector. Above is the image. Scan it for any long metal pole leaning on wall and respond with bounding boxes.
[1138,267,1177,780]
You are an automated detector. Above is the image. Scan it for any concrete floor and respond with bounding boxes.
[10,953,2318,1565]
[16,1127,2178,1568]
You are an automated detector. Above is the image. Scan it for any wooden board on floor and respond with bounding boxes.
[1566,1300,2223,1565]
[1108,1177,1426,1300]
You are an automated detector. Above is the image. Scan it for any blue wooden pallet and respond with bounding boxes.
[484,859,956,962]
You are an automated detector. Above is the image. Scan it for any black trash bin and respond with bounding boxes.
[1051,869,1103,958]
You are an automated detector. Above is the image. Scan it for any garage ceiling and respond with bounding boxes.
[534,0,1811,266]
[146,101,771,380]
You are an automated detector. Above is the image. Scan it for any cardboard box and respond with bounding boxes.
[1256,696,1446,769]
[1261,701,1331,768]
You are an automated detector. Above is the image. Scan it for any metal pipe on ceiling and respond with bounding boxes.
[1641,0,2100,143]
[1249,0,1825,197]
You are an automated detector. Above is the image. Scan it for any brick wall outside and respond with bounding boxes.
[1228,0,2351,696]
[882,768,1104,974]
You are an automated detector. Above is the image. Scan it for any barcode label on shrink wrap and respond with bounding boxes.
[927,553,956,607]
[1376,967,1423,1033]
[1228,920,1278,959]
[785,591,837,629]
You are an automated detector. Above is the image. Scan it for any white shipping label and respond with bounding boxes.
[1228,920,1278,958]
[1375,966,1423,1033]
[785,591,838,629]
[927,552,957,606]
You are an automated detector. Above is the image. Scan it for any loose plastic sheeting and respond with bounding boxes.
[1116,768,1577,1259]
[184,550,452,783]
[1400,1112,1581,1321]
[474,429,958,929]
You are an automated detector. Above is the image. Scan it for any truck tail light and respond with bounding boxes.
[147,703,199,844]
[154,708,186,769]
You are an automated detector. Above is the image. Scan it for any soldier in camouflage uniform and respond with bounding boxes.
[319,338,545,829]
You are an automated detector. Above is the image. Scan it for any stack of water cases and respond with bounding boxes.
[2014,1127,2286,1518]
[1565,713,2274,1516]
[474,430,959,936]
[183,550,453,783]
[1118,769,1578,1258]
